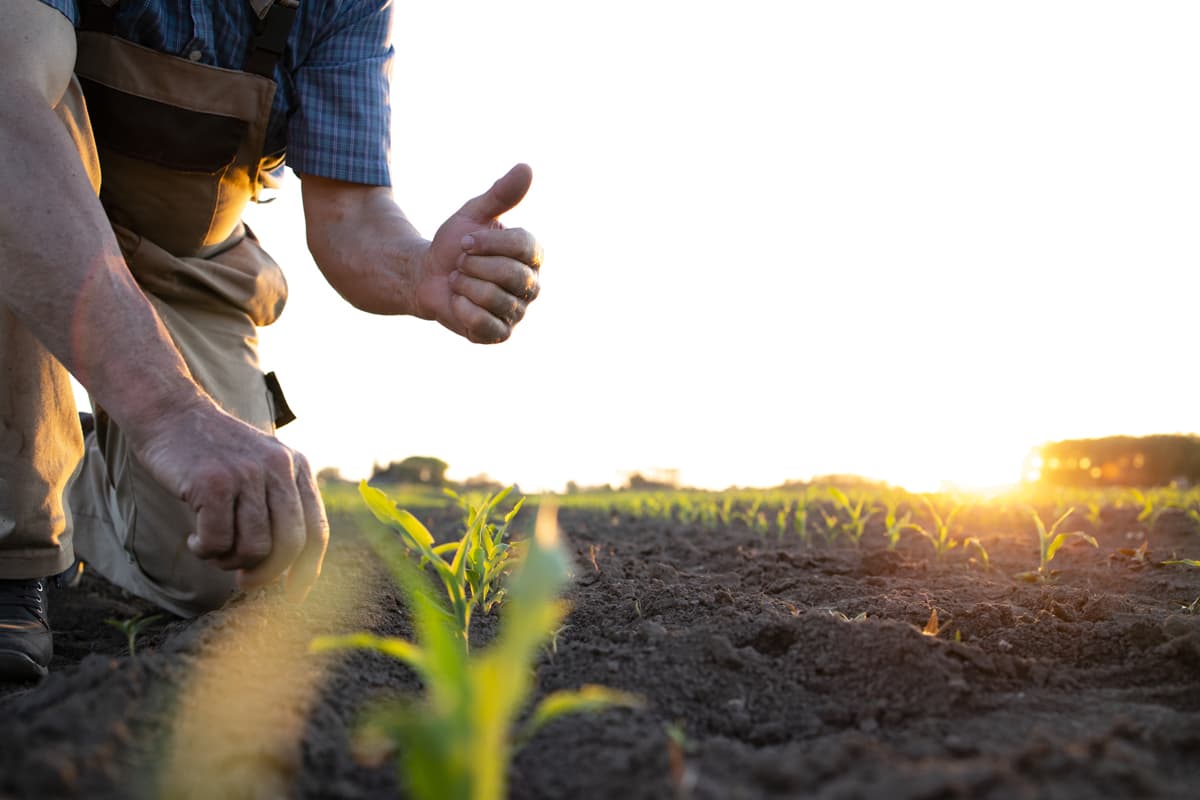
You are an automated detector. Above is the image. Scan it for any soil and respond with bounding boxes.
[3,497,1199,799]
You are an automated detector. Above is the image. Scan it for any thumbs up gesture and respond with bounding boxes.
[416,164,543,344]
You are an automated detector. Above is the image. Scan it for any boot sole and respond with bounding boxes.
[0,650,49,682]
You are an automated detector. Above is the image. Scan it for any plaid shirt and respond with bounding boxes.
[44,0,393,186]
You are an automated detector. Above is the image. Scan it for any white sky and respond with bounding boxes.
[80,1,1200,493]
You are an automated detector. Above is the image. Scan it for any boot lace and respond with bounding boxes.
[0,579,47,623]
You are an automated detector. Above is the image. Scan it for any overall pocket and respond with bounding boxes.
[80,77,249,256]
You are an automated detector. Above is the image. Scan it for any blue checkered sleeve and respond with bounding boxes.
[285,1,393,186]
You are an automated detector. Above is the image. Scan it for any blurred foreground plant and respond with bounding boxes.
[312,495,641,800]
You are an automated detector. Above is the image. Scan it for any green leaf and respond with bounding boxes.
[503,496,526,526]
[360,481,435,549]
[1046,530,1096,564]
[1163,559,1200,568]
[391,554,470,706]
[486,486,514,515]
[829,487,849,510]
[1045,532,1069,564]
[431,542,459,558]
[310,633,426,673]
[447,527,473,576]
[518,685,643,745]
[1047,507,1077,537]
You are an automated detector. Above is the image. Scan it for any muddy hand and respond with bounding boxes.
[419,164,543,344]
[135,401,329,602]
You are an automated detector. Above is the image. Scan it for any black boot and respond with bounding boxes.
[0,577,52,682]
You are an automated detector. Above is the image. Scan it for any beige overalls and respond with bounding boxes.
[0,0,297,617]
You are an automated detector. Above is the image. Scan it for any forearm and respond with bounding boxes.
[0,86,211,443]
[302,175,431,316]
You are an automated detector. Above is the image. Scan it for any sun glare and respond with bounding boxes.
[848,443,1029,497]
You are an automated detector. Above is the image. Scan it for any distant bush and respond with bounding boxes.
[371,456,450,487]
[1032,435,1200,488]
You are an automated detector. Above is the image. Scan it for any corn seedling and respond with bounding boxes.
[882,507,916,551]
[818,504,842,545]
[362,481,524,650]
[908,495,964,559]
[718,495,735,527]
[775,498,794,541]
[733,495,766,534]
[793,494,811,545]
[963,537,991,570]
[1016,507,1098,583]
[829,488,875,546]
[312,503,641,800]
[104,613,162,657]
[1131,489,1163,529]
[443,486,527,615]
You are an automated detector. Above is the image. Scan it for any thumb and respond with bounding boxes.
[457,163,533,223]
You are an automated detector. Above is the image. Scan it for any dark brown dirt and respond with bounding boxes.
[3,498,1199,799]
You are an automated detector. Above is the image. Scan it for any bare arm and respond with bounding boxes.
[0,0,326,599]
[0,1,198,432]
[301,165,543,344]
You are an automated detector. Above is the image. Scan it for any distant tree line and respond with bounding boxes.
[1033,434,1200,488]
[317,456,505,493]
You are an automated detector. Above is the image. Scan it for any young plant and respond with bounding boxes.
[443,486,527,615]
[828,488,875,546]
[775,502,791,541]
[718,495,735,528]
[311,502,641,800]
[104,613,162,657]
[732,495,765,532]
[882,507,916,551]
[818,503,842,545]
[963,537,991,570]
[908,495,964,559]
[1016,507,1098,582]
[1131,488,1165,530]
[361,481,523,650]
[793,492,811,546]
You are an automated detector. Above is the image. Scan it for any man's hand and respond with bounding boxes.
[0,0,327,603]
[302,164,543,343]
[131,400,329,602]
[415,164,543,344]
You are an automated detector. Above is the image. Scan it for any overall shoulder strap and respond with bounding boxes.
[78,0,119,33]
[245,0,299,78]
